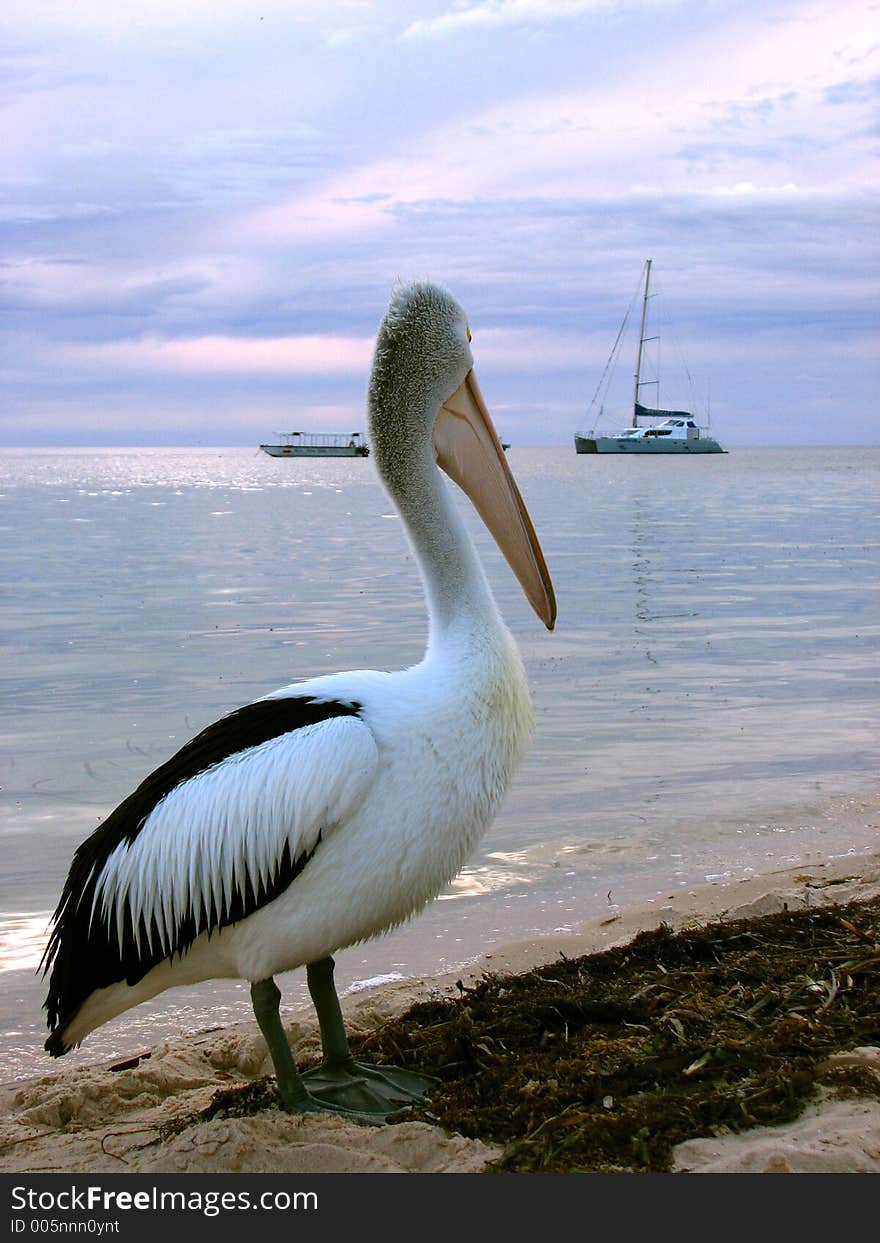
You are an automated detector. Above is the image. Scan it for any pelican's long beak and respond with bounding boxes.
[433,369,556,630]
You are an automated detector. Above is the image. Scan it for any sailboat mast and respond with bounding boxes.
[633,258,652,427]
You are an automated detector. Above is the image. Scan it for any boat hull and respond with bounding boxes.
[260,445,369,458]
[574,434,725,455]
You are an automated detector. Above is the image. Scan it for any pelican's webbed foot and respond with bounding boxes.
[302,955,438,1120]
[301,1056,438,1116]
[251,965,437,1124]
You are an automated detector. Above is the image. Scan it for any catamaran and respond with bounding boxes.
[574,260,725,455]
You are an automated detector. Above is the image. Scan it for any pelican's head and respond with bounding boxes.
[369,280,556,631]
[369,282,474,455]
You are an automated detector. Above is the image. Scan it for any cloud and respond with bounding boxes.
[51,334,375,375]
[238,189,397,246]
[243,1,879,237]
[401,0,668,40]
[4,1,351,37]
[473,326,602,371]
[824,77,880,106]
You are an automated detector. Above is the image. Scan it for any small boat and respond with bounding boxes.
[574,260,725,455]
[260,432,369,458]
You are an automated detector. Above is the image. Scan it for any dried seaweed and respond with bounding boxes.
[357,894,880,1171]
[188,894,880,1171]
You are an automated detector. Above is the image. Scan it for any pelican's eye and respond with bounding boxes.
[466,324,472,342]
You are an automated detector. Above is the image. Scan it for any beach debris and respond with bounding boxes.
[163,894,880,1173]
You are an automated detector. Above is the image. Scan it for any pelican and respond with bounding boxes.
[42,281,556,1117]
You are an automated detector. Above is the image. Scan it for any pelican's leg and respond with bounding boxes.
[299,956,438,1117]
[250,977,323,1114]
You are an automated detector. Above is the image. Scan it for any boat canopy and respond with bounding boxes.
[271,431,364,445]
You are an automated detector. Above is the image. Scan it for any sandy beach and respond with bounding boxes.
[2,848,878,1175]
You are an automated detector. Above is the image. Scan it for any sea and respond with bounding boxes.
[1,445,877,1082]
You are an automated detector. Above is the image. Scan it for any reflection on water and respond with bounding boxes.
[0,914,50,975]
[438,861,536,901]
[1,446,878,1079]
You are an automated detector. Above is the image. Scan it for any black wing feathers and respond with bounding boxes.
[43,695,361,1050]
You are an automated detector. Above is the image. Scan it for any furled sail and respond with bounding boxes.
[634,401,692,421]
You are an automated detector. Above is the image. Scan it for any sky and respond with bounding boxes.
[2,0,878,447]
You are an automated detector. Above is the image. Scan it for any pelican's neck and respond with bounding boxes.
[389,443,508,660]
